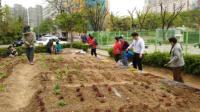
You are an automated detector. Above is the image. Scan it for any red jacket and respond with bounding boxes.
[90,39,97,48]
[87,36,92,44]
[113,41,122,55]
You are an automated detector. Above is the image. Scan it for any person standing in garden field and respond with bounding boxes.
[165,37,185,83]
[23,26,36,65]
[127,32,145,71]
[88,35,98,57]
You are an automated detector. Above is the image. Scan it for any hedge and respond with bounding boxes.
[0,42,89,58]
[107,48,200,75]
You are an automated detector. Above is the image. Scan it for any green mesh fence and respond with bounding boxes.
[87,30,200,54]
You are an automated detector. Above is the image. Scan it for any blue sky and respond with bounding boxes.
[2,0,145,16]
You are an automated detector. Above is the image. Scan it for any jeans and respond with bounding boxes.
[91,48,97,57]
[26,47,34,62]
[133,53,143,70]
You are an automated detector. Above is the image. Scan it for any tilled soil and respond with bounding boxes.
[0,49,200,112]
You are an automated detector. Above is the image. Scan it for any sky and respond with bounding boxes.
[2,0,145,16]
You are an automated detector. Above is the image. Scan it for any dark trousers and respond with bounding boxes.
[26,47,34,62]
[91,48,97,57]
[172,67,184,83]
[114,54,121,62]
[133,53,143,70]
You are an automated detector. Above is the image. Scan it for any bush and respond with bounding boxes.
[0,42,89,57]
[144,53,200,75]
[143,52,170,67]
[107,49,200,75]
[107,48,114,57]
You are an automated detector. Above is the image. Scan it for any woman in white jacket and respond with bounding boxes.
[166,37,185,83]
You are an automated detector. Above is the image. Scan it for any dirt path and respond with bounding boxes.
[144,66,200,89]
[0,63,41,112]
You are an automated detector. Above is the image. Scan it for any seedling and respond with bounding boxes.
[54,83,61,95]
[0,84,5,92]
[55,56,64,62]
[57,99,67,107]
[0,72,6,79]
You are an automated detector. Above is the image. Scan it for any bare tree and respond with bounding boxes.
[128,8,136,30]
[136,7,151,31]
[46,0,64,13]
[85,1,108,31]
[159,1,185,40]
[46,0,80,14]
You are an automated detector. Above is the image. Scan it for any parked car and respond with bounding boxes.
[35,35,68,46]
[13,39,24,47]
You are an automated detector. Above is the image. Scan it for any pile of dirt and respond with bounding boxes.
[0,49,200,112]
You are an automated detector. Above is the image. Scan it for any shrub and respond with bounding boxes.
[107,48,114,57]
[143,52,170,67]
[144,53,200,75]
[0,42,89,57]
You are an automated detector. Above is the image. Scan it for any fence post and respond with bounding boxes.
[126,31,128,40]
[185,31,189,54]
[106,32,108,47]
[199,29,200,44]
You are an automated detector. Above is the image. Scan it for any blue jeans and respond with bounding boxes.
[26,47,34,62]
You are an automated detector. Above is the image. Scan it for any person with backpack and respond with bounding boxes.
[88,35,98,57]
[165,37,185,83]
[113,37,123,62]
[22,25,36,65]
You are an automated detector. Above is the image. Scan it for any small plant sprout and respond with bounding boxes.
[54,83,61,95]
[56,69,63,80]
[0,84,5,92]
[56,56,64,62]
[0,72,6,79]
[57,99,67,107]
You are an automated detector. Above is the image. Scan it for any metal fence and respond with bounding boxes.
[87,29,200,55]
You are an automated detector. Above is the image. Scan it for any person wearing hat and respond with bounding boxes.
[22,25,36,65]
[127,32,145,71]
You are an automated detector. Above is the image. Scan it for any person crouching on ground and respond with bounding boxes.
[165,37,185,83]
[113,37,122,62]
[23,26,36,65]
[55,41,62,54]
[119,36,129,66]
[127,32,145,71]
[89,35,98,57]
[7,45,18,57]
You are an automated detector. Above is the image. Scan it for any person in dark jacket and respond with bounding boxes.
[119,36,129,66]
[46,39,54,54]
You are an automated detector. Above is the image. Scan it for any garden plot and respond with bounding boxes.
[0,49,200,112]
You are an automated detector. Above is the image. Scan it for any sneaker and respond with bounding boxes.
[30,62,34,65]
